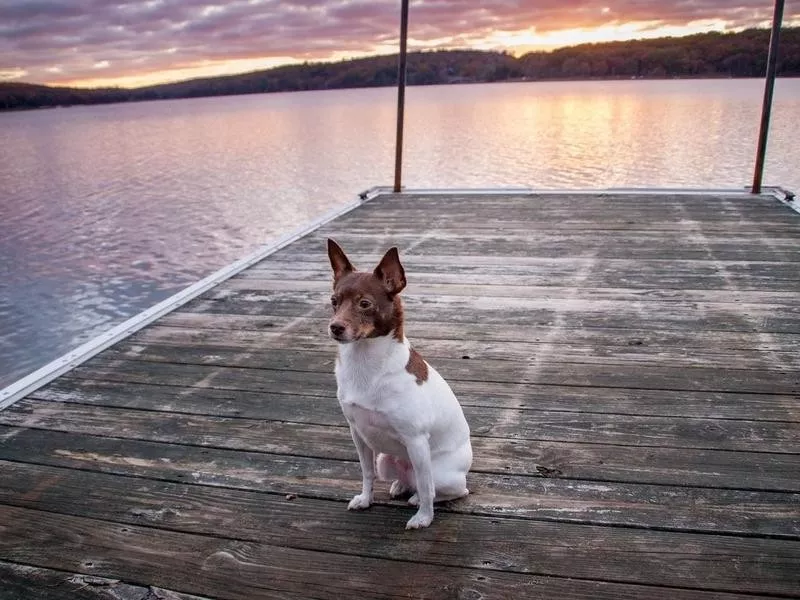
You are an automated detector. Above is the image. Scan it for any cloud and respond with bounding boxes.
[1,0,796,87]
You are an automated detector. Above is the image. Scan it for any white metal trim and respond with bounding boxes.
[377,186,766,197]
[0,193,369,411]
[387,186,534,196]
[374,186,800,211]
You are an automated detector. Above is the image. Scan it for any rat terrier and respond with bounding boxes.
[327,239,472,529]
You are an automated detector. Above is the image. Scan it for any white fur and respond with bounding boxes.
[335,334,472,529]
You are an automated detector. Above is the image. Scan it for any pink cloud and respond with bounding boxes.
[1,0,794,86]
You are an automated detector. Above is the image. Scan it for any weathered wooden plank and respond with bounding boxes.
[68,356,335,392]
[87,343,800,396]
[67,358,334,392]
[252,255,800,290]
[335,199,800,218]
[341,192,794,213]
[4,397,798,456]
[335,205,800,219]
[3,428,797,531]
[62,358,800,425]
[314,221,800,240]
[0,505,511,600]
[236,259,800,289]
[323,223,800,235]
[200,284,800,322]
[2,406,799,495]
[332,196,800,227]
[247,253,800,303]
[179,292,800,335]
[2,463,800,597]
[322,201,798,225]
[3,459,798,543]
[35,376,800,424]
[125,322,800,372]
[325,201,800,222]
[243,265,800,292]
[285,231,800,261]
[0,560,209,600]
[220,277,800,307]
[323,206,800,226]
[4,506,789,600]
[156,312,800,354]
[329,205,798,228]
[300,229,800,249]
[261,253,800,271]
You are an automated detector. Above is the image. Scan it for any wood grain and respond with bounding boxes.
[81,345,800,395]
[33,376,800,423]
[5,396,799,456]
[1,458,797,541]
[0,560,210,600]
[125,321,800,372]
[2,503,799,598]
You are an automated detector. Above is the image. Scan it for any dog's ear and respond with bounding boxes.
[327,239,355,284]
[374,247,406,296]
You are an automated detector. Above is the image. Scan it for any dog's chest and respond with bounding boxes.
[336,364,413,457]
[335,342,419,456]
[340,398,408,457]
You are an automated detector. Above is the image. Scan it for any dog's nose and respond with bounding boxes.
[329,323,345,337]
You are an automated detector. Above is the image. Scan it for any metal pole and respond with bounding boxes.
[393,0,409,193]
[752,0,784,194]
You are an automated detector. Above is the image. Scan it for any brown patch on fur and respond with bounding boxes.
[331,272,404,340]
[391,296,404,341]
[406,347,429,385]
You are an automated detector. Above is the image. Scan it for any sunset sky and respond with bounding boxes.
[2,0,798,89]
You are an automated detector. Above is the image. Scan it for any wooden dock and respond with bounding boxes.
[1,190,799,599]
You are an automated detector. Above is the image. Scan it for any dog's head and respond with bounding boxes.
[326,238,406,343]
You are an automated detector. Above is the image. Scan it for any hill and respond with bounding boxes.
[2,27,798,111]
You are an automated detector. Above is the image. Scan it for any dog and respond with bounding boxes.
[326,238,472,529]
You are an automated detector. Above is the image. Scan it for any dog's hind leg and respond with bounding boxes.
[377,454,415,499]
[408,465,468,505]
[433,468,469,503]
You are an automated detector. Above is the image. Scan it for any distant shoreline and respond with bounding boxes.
[3,74,798,114]
[6,74,800,113]
[2,27,798,112]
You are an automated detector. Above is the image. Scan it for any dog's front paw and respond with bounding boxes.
[407,493,419,506]
[347,493,372,510]
[405,510,433,529]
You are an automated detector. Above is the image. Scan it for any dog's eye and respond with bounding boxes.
[330,296,338,308]
[358,299,373,309]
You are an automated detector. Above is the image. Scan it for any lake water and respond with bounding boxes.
[1,78,799,388]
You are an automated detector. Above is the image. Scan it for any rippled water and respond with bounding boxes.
[1,78,799,388]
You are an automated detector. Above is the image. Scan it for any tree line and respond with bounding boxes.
[2,27,798,111]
